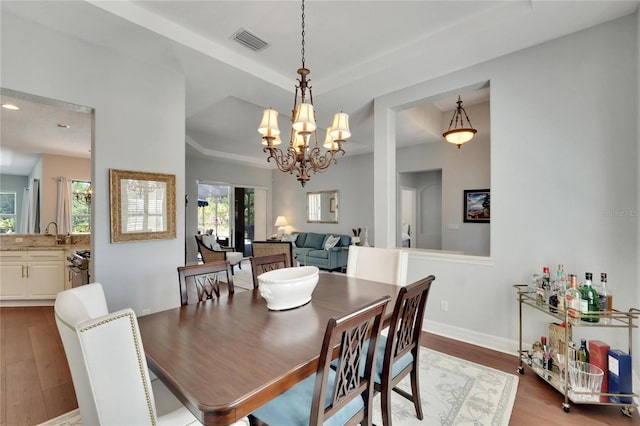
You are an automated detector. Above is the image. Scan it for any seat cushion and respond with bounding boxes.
[226,252,243,266]
[372,335,413,383]
[252,369,363,426]
[308,249,329,259]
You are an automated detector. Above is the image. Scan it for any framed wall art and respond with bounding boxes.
[463,189,490,223]
[109,169,176,243]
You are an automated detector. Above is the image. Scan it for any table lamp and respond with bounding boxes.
[274,216,288,238]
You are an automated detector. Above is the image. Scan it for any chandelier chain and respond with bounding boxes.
[300,0,306,69]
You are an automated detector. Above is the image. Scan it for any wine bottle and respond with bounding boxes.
[580,272,600,323]
[565,274,581,319]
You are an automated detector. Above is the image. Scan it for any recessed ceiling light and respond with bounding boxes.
[57,123,70,128]
[2,103,20,110]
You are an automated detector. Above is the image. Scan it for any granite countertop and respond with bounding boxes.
[0,234,91,252]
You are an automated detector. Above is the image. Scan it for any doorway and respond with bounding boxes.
[198,183,267,256]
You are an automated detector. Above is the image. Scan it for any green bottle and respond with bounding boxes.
[580,272,600,323]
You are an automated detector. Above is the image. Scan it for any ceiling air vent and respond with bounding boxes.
[231,28,269,52]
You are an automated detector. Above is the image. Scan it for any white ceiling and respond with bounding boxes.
[1,1,637,174]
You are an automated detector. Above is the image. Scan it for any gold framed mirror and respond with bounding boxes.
[306,190,338,223]
[109,169,176,243]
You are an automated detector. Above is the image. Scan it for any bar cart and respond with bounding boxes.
[514,284,639,416]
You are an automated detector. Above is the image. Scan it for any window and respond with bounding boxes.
[197,184,231,238]
[0,192,16,233]
[72,180,91,233]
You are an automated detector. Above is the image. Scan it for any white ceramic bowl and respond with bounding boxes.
[258,266,319,311]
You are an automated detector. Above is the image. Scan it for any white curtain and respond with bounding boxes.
[26,178,40,233]
[56,177,72,234]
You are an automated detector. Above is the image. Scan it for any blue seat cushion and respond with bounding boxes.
[371,335,413,383]
[330,335,413,384]
[252,369,363,426]
[308,249,329,259]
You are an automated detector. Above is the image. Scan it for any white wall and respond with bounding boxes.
[375,14,639,363]
[2,12,186,314]
[271,152,374,242]
[40,154,91,232]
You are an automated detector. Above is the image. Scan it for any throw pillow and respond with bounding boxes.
[324,235,340,250]
[202,235,215,249]
[212,242,222,251]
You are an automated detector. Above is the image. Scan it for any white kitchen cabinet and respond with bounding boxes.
[0,250,65,300]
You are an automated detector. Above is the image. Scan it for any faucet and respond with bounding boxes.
[45,221,61,244]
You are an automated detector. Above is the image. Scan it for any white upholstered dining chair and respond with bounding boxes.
[346,246,409,286]
[54,283,249,426]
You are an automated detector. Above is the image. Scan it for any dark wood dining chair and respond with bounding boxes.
[375,275,435,426]
[251,296,391,426]
[177,261,235,305]
[249,253,288,289]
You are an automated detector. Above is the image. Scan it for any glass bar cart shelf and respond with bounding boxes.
[514,284,639,417]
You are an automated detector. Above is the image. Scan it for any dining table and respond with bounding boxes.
[137,272,401,426]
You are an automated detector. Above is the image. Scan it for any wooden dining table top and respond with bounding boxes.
[137,273,400,426]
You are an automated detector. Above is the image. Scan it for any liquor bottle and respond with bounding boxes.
[534,270,544,307]
[544,266,558,313]
[577,338,589,363]
[554,264,567,313]
[598,272,613,312]
[580,272,600,323]
[541,267,551,308]
[565,274,581,319]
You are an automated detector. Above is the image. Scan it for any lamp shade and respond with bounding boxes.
[292,103,317,132]
[329,112,351,141]
[293,132,308,154]
[323,127,339,151]
[443,128,477,145]
[274,216,288,227]
[258,109,280,137]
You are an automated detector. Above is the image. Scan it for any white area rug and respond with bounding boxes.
[38,347,517,426]
[372,347,518,426]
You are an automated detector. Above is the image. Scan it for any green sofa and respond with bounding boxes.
[289,232,351,271]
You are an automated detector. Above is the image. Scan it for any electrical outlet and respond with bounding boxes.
[440,300,448,312]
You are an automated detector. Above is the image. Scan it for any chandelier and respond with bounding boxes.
[257,0,351,187]
[442,95,477,149]
[74,186,92,205]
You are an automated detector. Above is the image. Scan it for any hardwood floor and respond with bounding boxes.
[0,307,637,425]
[0,307,76,426]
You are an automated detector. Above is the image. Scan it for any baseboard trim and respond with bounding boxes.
[423,319,517,356]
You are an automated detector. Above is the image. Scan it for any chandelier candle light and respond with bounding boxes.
[442,95,477,149]
[257,0,351,187]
